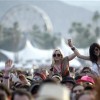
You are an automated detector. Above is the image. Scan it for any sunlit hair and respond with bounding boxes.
[52,49,64,65]
[89,43,100,63]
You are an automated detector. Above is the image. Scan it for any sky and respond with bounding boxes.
[59,0,100,12]
[1,0,100,12]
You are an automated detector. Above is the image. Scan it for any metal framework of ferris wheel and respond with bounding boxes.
[0,4,54,50]
[0,4,53,33]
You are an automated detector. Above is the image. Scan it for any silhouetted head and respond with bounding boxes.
[89,43,100,63]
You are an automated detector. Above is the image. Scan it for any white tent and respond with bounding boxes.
[18,40,53,61]
[0,38,83,67]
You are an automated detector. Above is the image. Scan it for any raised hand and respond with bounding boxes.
[5,59,13,72]
[68,39,73,47]
[18,74,30,85]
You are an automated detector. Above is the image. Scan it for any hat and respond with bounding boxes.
[52,74,62,81]
[77,75,94,84]
[37,83,70,100]
[61,76,76,85]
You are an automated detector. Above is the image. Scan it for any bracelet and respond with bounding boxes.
[3,76,9,79]
[71,47,75,51]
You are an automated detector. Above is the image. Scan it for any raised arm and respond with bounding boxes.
[3,60,13,88]
[67,39,90,60]
[67,53,76,61]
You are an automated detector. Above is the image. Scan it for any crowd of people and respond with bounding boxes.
[0,39,100,100]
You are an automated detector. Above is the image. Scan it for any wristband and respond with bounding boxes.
[71,47,75,51]
[3,76,9,79]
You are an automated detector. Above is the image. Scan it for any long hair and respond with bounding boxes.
[51,49,63,66]
[89,43,100,63]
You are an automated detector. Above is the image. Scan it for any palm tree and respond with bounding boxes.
[92,11,100,37]
[92,11,100,25]
[0,24,4,42]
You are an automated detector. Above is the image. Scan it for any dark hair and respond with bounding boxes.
[81,67,91,73]
[72,84,84,92]
[69,67,75,73]
[0,84,11,97]
[13,82,30,91]
[75,75,82,81]
[11,89,32,100]
[29,83,40,95]
[84,86,94,91]
[61,76,76,85]
[89,43,100,63]
[0,92,7,100]
[41,78,57,85]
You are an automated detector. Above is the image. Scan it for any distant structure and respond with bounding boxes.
[0,4,53,33]
[0,4,54,51]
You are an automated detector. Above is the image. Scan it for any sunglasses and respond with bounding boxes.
[94,48,99,51]
[53,53,61,57]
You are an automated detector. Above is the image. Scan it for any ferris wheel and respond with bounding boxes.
[0,4,53,51]
[0,4,53,32]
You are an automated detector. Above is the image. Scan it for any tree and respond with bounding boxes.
[0,22,24,51]
[92,11,100,25]
[30,24,60,49]
[0,24,4,42]
[68,11,100,48]
[92,11,100,37]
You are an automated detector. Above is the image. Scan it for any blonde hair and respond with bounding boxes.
[51,48,64,65]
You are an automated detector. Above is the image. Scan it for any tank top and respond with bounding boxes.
[92,63,100,76]
[51,56,69,77]
[53,64,61,74]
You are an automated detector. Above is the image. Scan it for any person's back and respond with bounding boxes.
[11,89,33,100]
